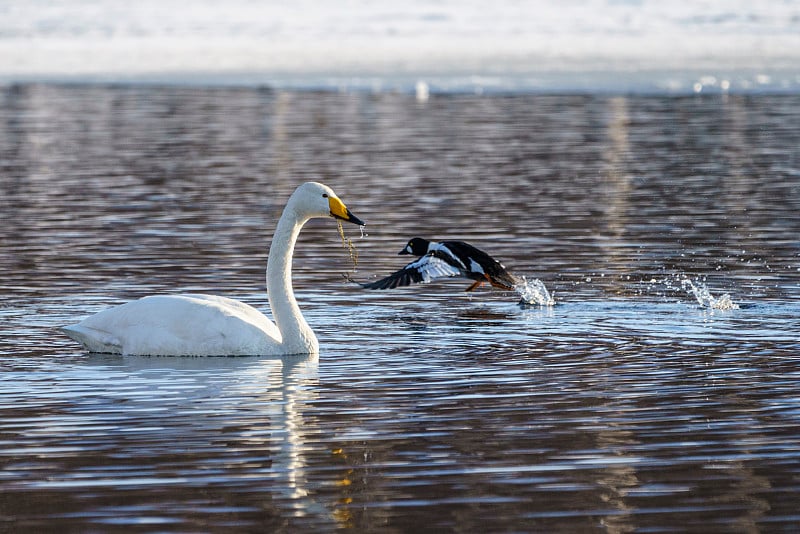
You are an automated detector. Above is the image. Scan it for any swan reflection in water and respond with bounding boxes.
[82,353,338,525]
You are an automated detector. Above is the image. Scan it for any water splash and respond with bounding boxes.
[515,276,555,306]
[678,276,739,310]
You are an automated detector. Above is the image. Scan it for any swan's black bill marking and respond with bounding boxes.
[332,208,365,226]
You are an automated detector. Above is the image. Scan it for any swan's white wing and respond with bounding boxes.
[361,256,463,290]
[63,295,281,356]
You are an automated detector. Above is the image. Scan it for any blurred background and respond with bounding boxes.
[1,0,799,93]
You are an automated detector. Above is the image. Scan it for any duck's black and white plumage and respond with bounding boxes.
[361,237,519,291]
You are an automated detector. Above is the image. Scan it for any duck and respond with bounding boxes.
[61,182,364,356]
[360,237,519,291]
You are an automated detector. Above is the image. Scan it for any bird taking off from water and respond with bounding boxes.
[360,237,519,291]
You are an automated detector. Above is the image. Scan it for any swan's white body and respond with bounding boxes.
[61,182,364,356]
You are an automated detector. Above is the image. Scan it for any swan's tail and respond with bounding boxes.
[61,324,122,354]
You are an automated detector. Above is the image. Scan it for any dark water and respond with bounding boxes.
[2,84,800,531]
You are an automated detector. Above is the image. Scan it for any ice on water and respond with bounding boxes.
[1,1,799,93]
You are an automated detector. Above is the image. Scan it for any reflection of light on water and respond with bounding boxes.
[515,276,555,306]
[415,80,430,102]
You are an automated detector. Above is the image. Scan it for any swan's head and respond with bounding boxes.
[292,182,365,226]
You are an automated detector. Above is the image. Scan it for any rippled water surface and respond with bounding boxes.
[2,85,800,531]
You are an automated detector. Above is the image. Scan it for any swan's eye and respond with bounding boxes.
[322,193,328,198]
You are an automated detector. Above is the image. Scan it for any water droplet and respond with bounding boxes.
[337,220,359,272]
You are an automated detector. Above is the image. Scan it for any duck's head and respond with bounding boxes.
[399,237,430,256]
[292,182,365,226]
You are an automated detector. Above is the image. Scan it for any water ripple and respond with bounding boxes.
[1,86,800,531]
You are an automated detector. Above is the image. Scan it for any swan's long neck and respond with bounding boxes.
[266,204,319,354]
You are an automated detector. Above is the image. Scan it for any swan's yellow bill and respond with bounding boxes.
[328,196,364,226]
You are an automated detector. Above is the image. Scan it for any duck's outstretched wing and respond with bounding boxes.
[439,241,519,289]
[360,255,463,290]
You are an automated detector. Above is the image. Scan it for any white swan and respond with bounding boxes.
[61,182,365,356]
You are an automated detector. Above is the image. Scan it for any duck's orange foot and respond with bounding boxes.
[465,280,484,292]
[489,280,515,291]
